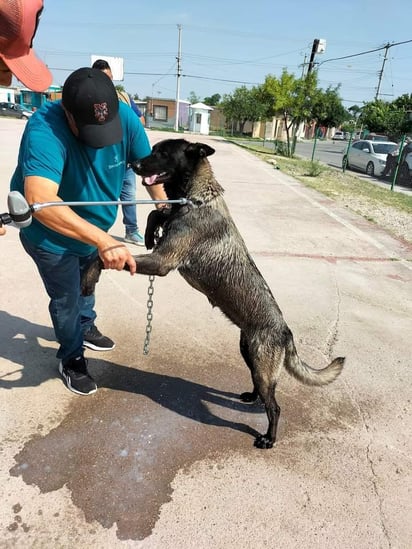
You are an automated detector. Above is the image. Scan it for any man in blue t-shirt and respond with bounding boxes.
[10,67,166,396]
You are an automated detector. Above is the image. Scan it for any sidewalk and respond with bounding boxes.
[1,119,411,548]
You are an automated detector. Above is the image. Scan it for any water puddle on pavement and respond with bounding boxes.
[10,355,357,540]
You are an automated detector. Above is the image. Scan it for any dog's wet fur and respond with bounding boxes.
[82,138,345,449]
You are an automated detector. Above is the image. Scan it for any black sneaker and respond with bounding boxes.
[83,325,115,351]
[59,356,97,395]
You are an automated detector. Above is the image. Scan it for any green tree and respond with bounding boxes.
[220,86,268,135]
[262,69,318,156]
[311,86,347,129]
[359,100,406,138]
[188,91,200,104]
[392,94,412,135]
[203,93,221,106]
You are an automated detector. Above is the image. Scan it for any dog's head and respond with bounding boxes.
[131,139,215,199]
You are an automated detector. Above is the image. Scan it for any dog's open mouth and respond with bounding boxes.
[142,173,170,186]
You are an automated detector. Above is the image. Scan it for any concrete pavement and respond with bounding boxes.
[1,118,411,548]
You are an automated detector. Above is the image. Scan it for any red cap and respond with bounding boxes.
[0,0,52,92]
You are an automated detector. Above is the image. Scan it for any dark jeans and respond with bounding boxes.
[20,232,98,363]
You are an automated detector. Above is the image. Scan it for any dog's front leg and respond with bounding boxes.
[128,252,177,277]
[81,257,104,296]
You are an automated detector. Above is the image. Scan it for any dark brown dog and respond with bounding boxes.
[82,138,345,449]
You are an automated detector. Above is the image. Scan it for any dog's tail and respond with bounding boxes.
[284,337,344,386]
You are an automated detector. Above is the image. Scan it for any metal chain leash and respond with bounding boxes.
[143,223,162,355]
[143,274,155,355]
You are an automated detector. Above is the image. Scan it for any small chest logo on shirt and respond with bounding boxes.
[108,153,125,170]
[94,102,109,122]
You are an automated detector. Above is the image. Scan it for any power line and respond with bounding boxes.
[316,39,412,101]
[318,39,412,67]
[182,73,260,85]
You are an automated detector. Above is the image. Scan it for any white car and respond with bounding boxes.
[342,140,398,176]
[332,130,345,141]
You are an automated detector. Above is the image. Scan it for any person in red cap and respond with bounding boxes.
[0,0,52,235]
[0,0,52,91]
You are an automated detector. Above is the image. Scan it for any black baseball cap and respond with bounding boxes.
[62,67,122,148]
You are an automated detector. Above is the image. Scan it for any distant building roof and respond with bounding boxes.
[190,102,213,110]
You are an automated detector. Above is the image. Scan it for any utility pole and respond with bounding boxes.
[300,53,308,78]
[375,43,390,100]
[174,24,182,132]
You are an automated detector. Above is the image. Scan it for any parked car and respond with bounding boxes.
[365,133,389,142]
[0,102,33,120]
[342,140,398,176]
[332,130,345,141]
[345,131,362,141]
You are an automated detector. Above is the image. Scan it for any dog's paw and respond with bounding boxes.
[144,208,171,249]
[254,434,274,450]
[81,257,104,296]
[240,390,259,403]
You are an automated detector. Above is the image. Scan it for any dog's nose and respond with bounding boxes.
[130,161,141,174]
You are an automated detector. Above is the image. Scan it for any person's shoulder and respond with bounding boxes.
[117,90,131,106]
[118,101,139,122]
[25,101,69,147]
[29,100,63,124]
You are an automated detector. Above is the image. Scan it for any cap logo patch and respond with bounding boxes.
[94,102,109,122]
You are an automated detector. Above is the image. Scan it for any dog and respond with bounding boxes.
[82,138,345,449]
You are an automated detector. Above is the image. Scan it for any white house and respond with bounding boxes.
[189,102,213,135]
[0,86,17,103]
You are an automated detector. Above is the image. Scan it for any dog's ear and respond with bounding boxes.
[186,142,215,158]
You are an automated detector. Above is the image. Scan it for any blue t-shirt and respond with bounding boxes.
[10,101,151,256]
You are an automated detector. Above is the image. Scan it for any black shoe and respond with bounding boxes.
[59,356,97,395]
[83,325,115,351]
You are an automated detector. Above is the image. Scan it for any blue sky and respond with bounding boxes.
[30,0,412,107]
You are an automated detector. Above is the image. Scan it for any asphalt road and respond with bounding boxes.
[1,119,411,548]
[295,139,347,169]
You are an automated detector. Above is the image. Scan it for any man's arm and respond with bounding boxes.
[144,181,168,207]
[24,175,136,273]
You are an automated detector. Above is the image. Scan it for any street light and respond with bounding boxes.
[307,38,326,74]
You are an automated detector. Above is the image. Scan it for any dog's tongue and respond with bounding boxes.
[142,175,158,186]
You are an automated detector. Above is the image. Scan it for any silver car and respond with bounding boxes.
[342,140,398,176]
[0,102,33,120]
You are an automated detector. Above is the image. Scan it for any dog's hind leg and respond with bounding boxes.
[253,382,280,449]
[239,331,259,403]
[251,347,284,449]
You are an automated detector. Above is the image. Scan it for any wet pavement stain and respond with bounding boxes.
[10,353,358,540]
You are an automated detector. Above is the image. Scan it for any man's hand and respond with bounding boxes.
[98,239,137,274]
[81,243,137,296]
[0,224,6,236]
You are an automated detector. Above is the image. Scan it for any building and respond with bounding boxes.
[189,103,213,135]
[146,97,190,130]
[0,84,62,111]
